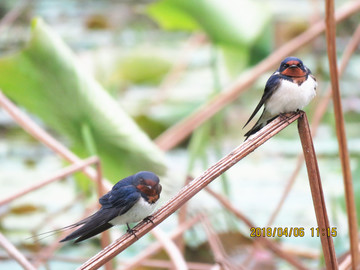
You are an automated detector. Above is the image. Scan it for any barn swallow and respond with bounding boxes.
[58,171,162,243]
[243,56,317,140]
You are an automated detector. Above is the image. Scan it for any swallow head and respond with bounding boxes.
[279,57,310,84]
[133,171,162,204]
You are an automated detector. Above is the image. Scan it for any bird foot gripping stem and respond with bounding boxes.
[126,223,138,239]
[279,110,302,124]
[143,215,155,224]
[126,216,155,239]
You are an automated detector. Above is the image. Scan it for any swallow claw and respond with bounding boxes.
[126,223,138,239]
[279,113,292,124]
[143,215,154,224]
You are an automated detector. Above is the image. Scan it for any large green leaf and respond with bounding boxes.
[0,18,167,182]
[147,0,271,75]
[147,0,270,47]
[117,51,172,85]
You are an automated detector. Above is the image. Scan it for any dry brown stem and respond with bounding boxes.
[0,1,29,33]
[131,259,215,270]
[122,215,202,270]
[0,233,36,270]
[297,113,338,269]
[78,112,302,269]
[32,204,98,268]
[151,228,188,269]
[0,90,112,191]
[201,216,242,270]
[0,156,99,206]
[325,0,359,268]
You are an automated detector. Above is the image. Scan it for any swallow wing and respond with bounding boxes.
[60,186,141,243]
[243,73,281,128]
[103,185,140,206]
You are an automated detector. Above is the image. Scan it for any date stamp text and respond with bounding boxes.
[250,227,337,238]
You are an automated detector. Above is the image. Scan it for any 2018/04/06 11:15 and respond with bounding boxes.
[250,227,337,237]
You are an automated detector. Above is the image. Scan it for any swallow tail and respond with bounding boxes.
[63,222,113,243]
[244,109,277,140]
[59,209,116,243]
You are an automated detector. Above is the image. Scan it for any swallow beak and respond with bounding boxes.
[289,64,298,69]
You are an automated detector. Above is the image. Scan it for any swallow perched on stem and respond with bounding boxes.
[244,57,317,140]
[56,171,161,243]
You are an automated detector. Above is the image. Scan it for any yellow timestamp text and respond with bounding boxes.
[250,227,337,238]
[310,227,337,237]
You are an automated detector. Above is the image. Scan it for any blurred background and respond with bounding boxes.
[0,0,359,269]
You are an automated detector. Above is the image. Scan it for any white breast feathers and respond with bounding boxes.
[109,197,157,226]
[265,76,317,116]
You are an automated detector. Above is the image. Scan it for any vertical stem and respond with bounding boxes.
[210,48,230,197]
[95,160,112,270]
[325,1,359,268]
[297,113,338,269]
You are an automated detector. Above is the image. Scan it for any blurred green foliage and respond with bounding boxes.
[0,18,167,185]
[147,0,269,47]
[340,162,360,226]
[116,52,171,85]
[147,0,272,75]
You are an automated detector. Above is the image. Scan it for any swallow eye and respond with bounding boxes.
[146,185,152,189]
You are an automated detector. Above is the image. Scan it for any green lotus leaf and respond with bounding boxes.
[147,0,270,47]
[0,18,167,182]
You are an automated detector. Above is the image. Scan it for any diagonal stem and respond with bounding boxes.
[78,112,302,270]
[0,90,112,191]
[201,216,237,270]
[0,156,99,206]
[0,233,36,270]
[151,228,188,270]
[123,215,202,270]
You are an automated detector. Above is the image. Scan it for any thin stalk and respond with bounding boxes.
[132,259,214,270]
[94,160,112,270]
[210,48,230,197]
[123,215,202,270]
[0,1,29,33]
[0,233,36,270]
[151,228,188,270]
[297,113,337,269]
[0,90,112,191]
[201,216,241,270]
[0,156,99,206]
[325,0,359,268]
[32,204,98,268]
[205,187,307,270]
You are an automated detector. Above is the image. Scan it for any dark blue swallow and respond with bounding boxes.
[244,56,317,140]
[59,171,162,243]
